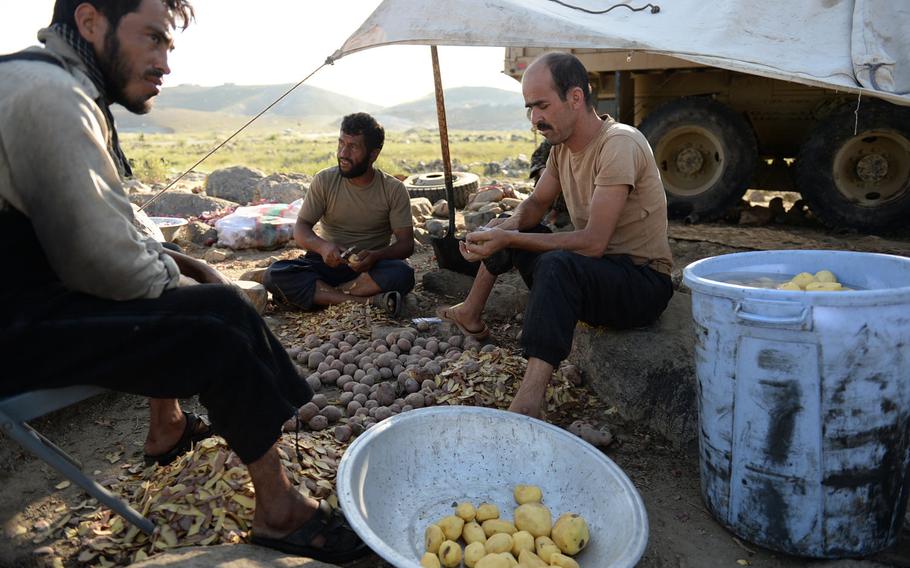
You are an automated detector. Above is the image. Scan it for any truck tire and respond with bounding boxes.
[796,100,910,232]
[639,97,758,218]
[402,172,479,209]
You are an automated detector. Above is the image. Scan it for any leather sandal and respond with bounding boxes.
[436,303,490,340]
[251,501,370,563]
[143,411,213,467]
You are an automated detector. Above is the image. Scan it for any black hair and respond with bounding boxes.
[537,52,594,109]
[52,0,195,31]
[341,112,385,153]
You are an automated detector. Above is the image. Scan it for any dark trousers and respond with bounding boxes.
[265,252,415,310]
[495,236,673,367]
[0,283,311,464]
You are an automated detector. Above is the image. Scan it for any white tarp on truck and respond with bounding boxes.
[332,0,910,106]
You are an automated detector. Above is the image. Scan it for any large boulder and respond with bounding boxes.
[422,269,474,298]
[255,172,309,204]
[129,192,236,218]
[484,283,528,320]
[205,166,265,204]
[568,292,698,449]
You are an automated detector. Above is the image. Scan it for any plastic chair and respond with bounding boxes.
[0,385,155,534]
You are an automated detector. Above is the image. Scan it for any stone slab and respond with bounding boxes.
[126,544,340,567]
[569,292,698,449]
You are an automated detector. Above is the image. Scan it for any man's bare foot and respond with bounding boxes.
[143,411,187,456]
[508,381,548,419]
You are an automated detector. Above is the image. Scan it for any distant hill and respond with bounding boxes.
[112,84,526,133]
[152,83,381,117]
[378,87,526,130]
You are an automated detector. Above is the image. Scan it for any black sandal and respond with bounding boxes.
[251,501,370,563]
[370,291,402,318]
[143,411,213,466]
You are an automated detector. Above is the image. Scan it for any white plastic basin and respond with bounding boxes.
[336,406,648,568]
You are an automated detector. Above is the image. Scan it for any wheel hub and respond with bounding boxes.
[855,153,888,183]
[832,129,910,206]
[654,125,725,197]
[676,147,704,175]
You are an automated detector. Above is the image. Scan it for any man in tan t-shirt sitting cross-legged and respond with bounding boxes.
[437,52,674,418]
[260,113,415,316]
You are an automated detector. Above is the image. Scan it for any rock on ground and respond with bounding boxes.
[410,197,433,220]
[471,187,504,204]
[125,544,340,567]
[425,219,447,239]
[181,220,218,246]
[234,281,268,314]
[500,197,522,210]
[129,192,236,218]
[464,210,497,230]
[255,173,309,204]
[569,291,697,449]
[204,247,232,263]
[205,166,265,205]
[432,199,449,218]
[414,227,432,244]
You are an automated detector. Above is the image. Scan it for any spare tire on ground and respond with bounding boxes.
[402,172,479,209]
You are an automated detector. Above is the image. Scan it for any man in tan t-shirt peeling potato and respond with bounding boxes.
[438,52,674,418]
[262,113,415,316]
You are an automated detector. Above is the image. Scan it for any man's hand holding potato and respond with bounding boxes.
[320,242,346,268]
[347,250,379,273]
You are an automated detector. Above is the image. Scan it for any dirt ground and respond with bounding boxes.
[3,212,910,568]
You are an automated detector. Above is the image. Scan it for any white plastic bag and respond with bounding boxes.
[215,200,302,250]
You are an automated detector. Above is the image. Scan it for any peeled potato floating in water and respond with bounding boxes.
[777,268,849,291]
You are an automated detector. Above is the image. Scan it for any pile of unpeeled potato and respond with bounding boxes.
[421,485,590,568]
[777,269,849,291]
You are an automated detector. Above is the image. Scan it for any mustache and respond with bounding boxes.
[144,69,164,81]
[535,122,553,132]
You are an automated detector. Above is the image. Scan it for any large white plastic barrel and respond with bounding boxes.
[683,250,910,557]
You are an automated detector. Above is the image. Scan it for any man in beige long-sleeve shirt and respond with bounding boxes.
[0,0,365,561]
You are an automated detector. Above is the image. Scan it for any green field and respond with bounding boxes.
[121,129,541,183]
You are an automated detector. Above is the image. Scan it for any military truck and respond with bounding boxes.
[505,48,910,231]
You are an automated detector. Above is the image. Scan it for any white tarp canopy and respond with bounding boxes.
[332,0,910,107]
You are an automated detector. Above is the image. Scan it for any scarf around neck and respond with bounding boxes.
[45,23,133,178]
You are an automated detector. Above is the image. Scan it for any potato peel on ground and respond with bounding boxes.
[34,303,599,566]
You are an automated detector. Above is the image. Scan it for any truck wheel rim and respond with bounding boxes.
[832,129,910,207]
[654,126,725,197]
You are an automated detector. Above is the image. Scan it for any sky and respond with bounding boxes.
[0,0,523,107]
